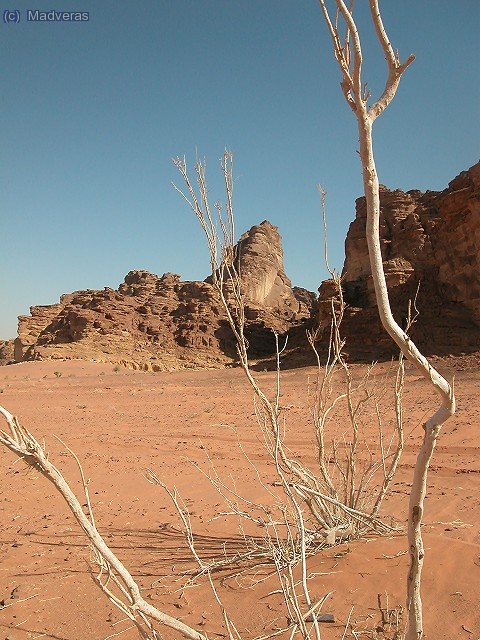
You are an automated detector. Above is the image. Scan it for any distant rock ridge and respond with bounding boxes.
[13,220,316,370]
[318,161,480,357]
[9,164,479,370]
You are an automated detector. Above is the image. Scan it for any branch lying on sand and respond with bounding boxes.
[0,405,206,640]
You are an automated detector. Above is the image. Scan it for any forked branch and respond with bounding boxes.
[317,3,455,639]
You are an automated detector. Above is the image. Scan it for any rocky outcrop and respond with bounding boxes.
[14,221,316,370]
[15,301,67,362]
[0,340,15,366]
[12,163,479,369]
[318,162,480,358]
[233,221,314,339]
[237,221,302,311]
[14,272,230,370]
[434,165,480,323]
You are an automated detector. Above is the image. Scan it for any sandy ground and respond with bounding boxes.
[0,358,479,640]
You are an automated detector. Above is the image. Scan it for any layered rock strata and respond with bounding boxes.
[14,221,315,370]
[318,162,480,358]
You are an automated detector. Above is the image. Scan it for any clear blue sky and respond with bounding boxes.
[1,1,479,339]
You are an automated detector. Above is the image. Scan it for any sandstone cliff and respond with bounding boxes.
[234,220,314,331]
[14,221,315,370]
[0,340,15,366]
[318,162,480,358]
[11,165,479,369]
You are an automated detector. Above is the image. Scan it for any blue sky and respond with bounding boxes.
[1,1,479,339]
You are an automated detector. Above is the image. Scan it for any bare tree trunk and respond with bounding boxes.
[357,106,455,640]
[317,3,456,638]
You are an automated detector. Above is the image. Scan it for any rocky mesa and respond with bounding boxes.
[10,163,480,369]
[13,221,315,370]
[318,162,480,358]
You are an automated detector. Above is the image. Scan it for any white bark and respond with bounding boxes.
[358,106,455,640]
[0,405,206,640]
[317,2,456,638]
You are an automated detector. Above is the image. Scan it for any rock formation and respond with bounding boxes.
[9,164,479,369]
[318,162,480,358]
[0,340,15,366]
[232,220,314,336]
[14,221,315,370]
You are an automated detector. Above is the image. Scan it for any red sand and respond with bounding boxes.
[1,359,479,639]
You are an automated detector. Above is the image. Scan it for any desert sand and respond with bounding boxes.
[0,358,479,639]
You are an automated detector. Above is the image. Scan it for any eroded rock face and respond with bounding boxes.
[319,162,480,357]
[14,221,316,369]
[14,273,230,370]
[234,221,313,334]
[0,340,15,366]
[237,221,298,307]
[434,164,480,323]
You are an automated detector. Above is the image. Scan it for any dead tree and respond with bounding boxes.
[174,151,404,544]
[0,406,206,640]
[317,2,456,638]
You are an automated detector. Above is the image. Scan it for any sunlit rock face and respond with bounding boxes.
[318,162,480,358]
[14,221,316,369]
[14,164,478,369]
